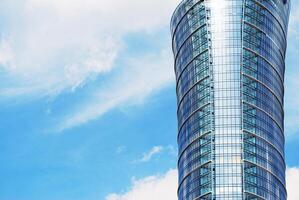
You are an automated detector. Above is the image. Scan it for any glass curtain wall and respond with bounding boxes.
[171,0,290,199]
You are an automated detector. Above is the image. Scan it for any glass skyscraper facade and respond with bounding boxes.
[171,0,290,199]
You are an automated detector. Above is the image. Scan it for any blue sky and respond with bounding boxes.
[0,0,298,200]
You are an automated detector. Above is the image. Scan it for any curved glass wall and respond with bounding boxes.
[242,0,290,199]
[171,0,290,199]
[172,1,213,199]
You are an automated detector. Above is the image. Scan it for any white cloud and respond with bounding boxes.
[0,0,180,130]
[0,0,179,98]
[135,145,177,163]
[57,49,174,131]
[105,169,177,200]
[0,39,13,66]
[138,146,164,163]
[287,167,299,200]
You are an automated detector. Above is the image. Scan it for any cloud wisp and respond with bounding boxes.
[132,145,177,163]
[138,146,164,163]
[57,50,174,131]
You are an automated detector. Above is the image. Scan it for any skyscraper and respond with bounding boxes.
[171,0,290,199]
